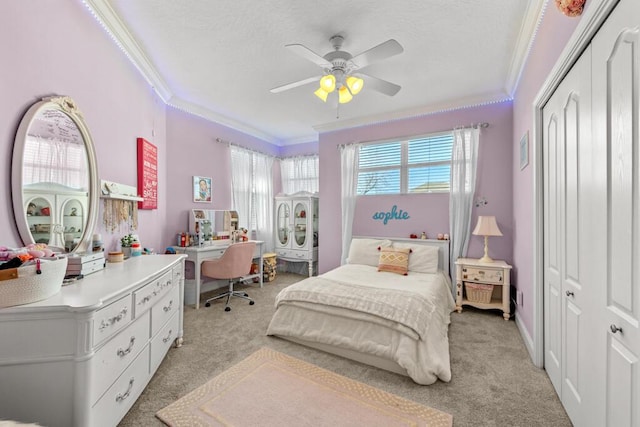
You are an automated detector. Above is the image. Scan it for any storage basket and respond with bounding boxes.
[0,257,68,308]
[466,282,494,304]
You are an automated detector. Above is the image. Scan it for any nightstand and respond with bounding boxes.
[455,258,512,320]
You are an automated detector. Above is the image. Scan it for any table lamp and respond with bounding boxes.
[472,215,503,263]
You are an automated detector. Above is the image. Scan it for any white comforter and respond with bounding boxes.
[266,264,456,385]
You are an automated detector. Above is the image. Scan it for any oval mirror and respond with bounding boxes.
[12,96,99,253]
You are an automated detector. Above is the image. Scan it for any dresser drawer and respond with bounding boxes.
[90,344,151,427]
[172,263,184,284]
[151,285,179,337]
[93,294,132,346]
[133,270,172,318]
[276,248,310,261]
[461,266,503,284]
[150,311,179,373]
[89,309,150,405]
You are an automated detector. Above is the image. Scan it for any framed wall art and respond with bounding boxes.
[519,131,529,170]
[193,176,212,203]
[137,137,158,209]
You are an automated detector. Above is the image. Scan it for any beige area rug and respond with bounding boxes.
[156,347,453,427]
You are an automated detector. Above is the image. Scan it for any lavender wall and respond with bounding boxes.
[318,101,514,273]
[163,107,280,247]
[511,4,581,336]
[279,141,319,158]
[0,1,168,253]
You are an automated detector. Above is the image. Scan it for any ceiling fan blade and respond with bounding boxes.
[285,44,333,68]
[270,76,321,93]
[358,73,401,96]
[350,39,404,69]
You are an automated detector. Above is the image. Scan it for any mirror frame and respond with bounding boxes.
[12,96,99,253]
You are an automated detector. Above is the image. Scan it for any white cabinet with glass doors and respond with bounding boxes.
[275,192,318,277]
[23,183,88,252]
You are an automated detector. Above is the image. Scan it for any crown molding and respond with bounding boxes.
[167,98,282,145]
[312,92,512,134]
[82,0,172,102]
[504,0,547,96]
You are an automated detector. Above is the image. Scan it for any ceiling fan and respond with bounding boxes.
[270,35,403,104]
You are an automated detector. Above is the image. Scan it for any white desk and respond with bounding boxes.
[172,240,263,309]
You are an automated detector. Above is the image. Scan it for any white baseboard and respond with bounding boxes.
[515,314,540,367]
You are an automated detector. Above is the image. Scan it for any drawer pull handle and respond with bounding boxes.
[162,329,173,343]
[163,300,173,312]
[115,378,135,403]
[99,307,128,331]
[117,336,136,357]
[610,324,622,334]
[566,291,574,297]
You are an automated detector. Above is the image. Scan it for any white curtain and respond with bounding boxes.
[340,144,360,265]
[280,155,319,194]
[24,136,89,189]
[449,127,480,284]
[254,153,274,252]
[230,146,253,231]
[230,145,274,252]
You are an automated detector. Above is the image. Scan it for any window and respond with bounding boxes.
[357,132,453,195]
[280,155,319,194]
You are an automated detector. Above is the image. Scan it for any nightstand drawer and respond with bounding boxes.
[461,266,503,284]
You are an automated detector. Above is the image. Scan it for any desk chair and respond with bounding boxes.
[202,241,256,311]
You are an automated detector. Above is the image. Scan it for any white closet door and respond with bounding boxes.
[543,81,563,397]
[592,0,640,425]
[543,46,599,426]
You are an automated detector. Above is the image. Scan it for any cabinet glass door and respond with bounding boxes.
[312,199,319,247]
[62,199,84,252]
[277,203,289,246]
[293,202,307,247]
[26,197,52,245]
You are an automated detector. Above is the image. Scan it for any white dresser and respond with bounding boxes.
[0,254,186,427]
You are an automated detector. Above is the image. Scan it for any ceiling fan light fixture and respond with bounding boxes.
[319,74,336,92]
[338,86,353,104]
[314,87,329,102]
[346,76,364,95]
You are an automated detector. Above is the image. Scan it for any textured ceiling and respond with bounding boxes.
[85,0,543,145]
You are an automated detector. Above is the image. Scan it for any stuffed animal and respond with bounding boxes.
[0,243,55,262]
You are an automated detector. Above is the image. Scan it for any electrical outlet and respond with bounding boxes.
[517,291,523,306]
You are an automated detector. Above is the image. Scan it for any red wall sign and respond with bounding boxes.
[137,137,158,209]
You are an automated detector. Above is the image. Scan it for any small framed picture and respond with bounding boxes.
[520,131,529,170]
[193,176,212,203]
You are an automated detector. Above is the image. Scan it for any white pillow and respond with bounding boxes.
[347,238,392,267]
[392,242,440,274]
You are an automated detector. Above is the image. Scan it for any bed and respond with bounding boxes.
[267,236,455,385]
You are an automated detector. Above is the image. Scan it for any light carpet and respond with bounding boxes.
[156,347,453,427]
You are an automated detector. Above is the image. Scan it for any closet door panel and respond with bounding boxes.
[592,0,640,424]
[559,51,592,422]
[543,108,562,394]
[606,337,637,426]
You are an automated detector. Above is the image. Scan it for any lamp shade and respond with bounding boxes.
[338,86,353,104]
[472,216,503,236]
[346,76,364,95]
[314,87,329,102]
[319,74,336,93]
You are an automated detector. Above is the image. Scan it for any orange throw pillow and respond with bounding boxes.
[377,247,411,275]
